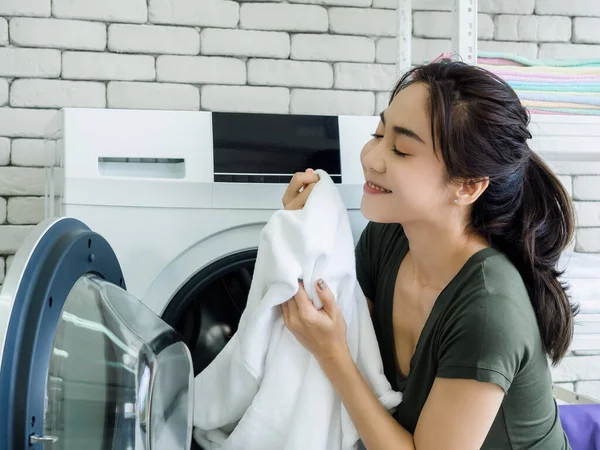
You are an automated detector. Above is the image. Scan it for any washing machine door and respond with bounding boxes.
[0,217,194,450]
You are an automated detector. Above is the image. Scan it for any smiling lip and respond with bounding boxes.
[364,181,392,194]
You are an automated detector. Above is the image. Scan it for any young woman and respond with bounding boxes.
[280,58,576,449]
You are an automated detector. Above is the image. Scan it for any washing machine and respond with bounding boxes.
[0,108,379,450]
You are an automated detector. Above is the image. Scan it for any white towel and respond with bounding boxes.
[192,169,402,450]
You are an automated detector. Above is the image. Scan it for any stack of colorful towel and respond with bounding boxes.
[477,52,600,116]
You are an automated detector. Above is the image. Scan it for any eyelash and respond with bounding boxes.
[370,133,408,157]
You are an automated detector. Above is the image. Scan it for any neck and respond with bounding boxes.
[401,220,488,289]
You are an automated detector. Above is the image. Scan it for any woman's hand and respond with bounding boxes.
[281,279,349,366]
[282,169,320,210]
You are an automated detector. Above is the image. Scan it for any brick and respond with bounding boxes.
[376,92,390,114]
[201,86,289,114]
[113,24,200,55]
[240,4,327,32]
[62,52,155,81]
[53,0,147,23]
[574,202,600,227]
[10,79,106,108]
[576,381,600,400]
[108,24,199,55]
[0,48,60,78]
[248,59,333,88]
[0,226,34,255]
[478,40,538,59]
[7,197,44,225]
[551,161,600,176]
[573,18,600,44]
[373,0,453,9]
[576,228,600,253]
[0,0,50,17]
[149,0,239,28]
[574,176,600,201]
[329,8,395,37]
[290,89,374,116]
[0,108,57,138]
[413,12,494,40]
[0,167,45,195]
[376,38,394,64]
[0,198,5,224]
[558,175,573,197]
[289,0,370,6]
[334,63,396,91]
[478,14,495,40]
[536,0,600,16]
[10,18,106,51]
[494,15,571,42]
[0,139,9,166]
[107,82,200,111]
[201,29,290,59]
[480,0,534,14]
[0,18,7,46]
[552,355,600,382]
[291,34,375,62]
[157,56,246,85]
[11,139,53,167]
[0,79,7,107]
[413,38,452,64]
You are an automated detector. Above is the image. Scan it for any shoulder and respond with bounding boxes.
[437,252,540,391]
[448,253,537,340]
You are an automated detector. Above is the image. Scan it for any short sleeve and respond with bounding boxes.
[436,294,530,394]
[355,222,379,301]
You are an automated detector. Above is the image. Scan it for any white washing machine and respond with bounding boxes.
[0,108,378,450]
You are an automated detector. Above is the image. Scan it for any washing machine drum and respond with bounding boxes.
[0,218,194,450]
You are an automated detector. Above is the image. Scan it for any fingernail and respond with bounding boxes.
[317,279,326,291]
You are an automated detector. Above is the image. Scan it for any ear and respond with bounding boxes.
[453,177,489,206]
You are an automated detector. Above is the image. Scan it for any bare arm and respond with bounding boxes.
[321,353,504,450]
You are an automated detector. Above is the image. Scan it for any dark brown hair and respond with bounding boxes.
[390,58,578,365]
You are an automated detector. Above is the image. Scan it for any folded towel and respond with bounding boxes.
[478,51,600,68]
[192,169,402,450]
[476,52,600,115]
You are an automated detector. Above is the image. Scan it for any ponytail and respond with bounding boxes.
[482,151,578,365]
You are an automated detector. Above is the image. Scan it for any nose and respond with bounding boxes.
[361,140,386,173]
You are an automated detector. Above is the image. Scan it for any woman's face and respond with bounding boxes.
[360,82,453,226]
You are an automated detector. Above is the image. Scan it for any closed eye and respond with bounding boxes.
[371,133,409,157]
[392,147,409,157]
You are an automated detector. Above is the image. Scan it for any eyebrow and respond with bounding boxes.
[380,111,425,145]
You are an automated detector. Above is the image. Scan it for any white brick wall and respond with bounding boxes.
[1,0,600,397]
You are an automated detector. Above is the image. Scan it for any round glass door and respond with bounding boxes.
[43,273,194,450]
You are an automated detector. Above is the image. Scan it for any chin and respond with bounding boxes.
[360,195,396,223]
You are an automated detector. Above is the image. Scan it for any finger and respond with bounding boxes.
[282,172,320,206]
[285,182,316,211]
[287,296,300,325]
[316,279,337,317]
[281,301,290,327]
[293,281,317,319]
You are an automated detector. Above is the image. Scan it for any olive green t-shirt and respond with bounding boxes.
[355,222,570,449]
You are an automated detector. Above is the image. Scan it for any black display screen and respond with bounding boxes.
[212,112,342,183]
